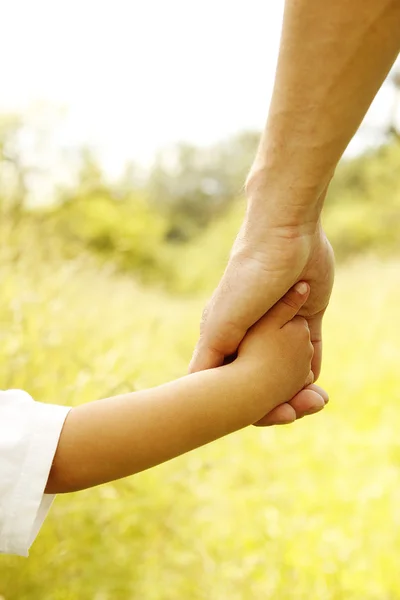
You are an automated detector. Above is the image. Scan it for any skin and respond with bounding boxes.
[45,283,326,494]
[190,0,400,425]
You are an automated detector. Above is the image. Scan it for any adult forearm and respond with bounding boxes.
[249,0,400,221]
[45,366,255,494]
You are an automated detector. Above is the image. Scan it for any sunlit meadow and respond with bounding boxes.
[1,229,399,599]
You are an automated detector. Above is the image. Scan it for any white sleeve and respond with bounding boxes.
[0,389,71,557]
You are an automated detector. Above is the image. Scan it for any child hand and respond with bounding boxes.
[235,282,315,421]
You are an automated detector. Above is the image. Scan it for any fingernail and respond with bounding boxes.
[294,281,308,294]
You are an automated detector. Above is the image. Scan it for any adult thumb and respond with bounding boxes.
[188,249,302,374]
[188,306,244,373]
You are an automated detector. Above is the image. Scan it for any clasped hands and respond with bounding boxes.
[189,174,335,427]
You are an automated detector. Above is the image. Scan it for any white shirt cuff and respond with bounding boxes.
[0,392,70,556]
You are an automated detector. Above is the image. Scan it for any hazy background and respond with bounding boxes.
[1,1,400,598]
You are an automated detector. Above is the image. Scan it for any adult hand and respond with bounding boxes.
[189,178,334,425]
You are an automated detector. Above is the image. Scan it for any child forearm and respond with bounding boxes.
[45,365,259,494]
[46,283,317,494]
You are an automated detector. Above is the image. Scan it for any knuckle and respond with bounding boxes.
[199,301,213,334]
[305,371,314,386]
[290,315,307,329]
[281,296,299,310]
[286,317,311,347]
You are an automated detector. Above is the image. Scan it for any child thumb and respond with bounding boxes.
[268,281,310,328]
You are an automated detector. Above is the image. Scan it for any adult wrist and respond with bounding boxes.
[245,166,325,235]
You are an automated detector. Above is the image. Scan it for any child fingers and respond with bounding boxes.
[268,281,310,328]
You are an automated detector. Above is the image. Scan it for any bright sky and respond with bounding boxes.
[1,0,397,182]
[1,0,285,174]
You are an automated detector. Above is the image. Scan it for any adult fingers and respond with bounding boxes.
[307,311,324,380]
[253,383,328,427]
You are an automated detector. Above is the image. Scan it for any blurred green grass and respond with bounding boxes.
[1,245,400,599]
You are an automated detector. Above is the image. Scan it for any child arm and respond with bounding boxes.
[46,366,256,493]
[46,282,316,494]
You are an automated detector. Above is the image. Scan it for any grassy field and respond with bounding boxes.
[1,245,400,599]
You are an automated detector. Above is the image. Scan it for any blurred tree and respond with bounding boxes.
[74,147,107,198]
[147,131,259,241]
[0,114,29,215]
[53,149,170,281]
[0,106,66,214]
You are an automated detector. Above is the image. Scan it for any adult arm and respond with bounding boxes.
[190,0,400,423]
[248,0,400,217]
